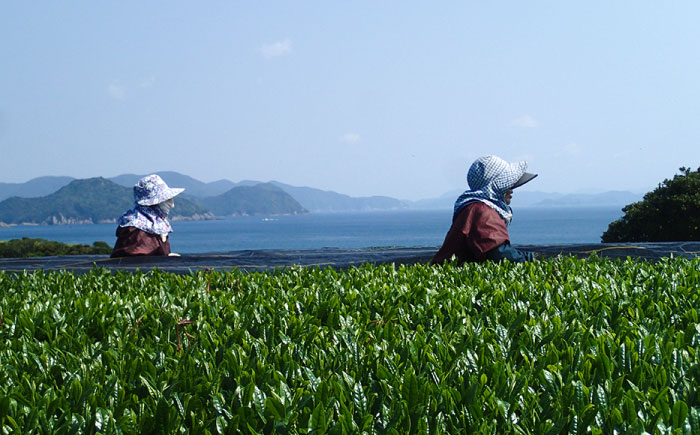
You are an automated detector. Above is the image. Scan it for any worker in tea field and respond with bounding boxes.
[111,174,184,257]
[432,155,537,264]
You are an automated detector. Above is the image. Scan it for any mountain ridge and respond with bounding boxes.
[0,178,307,226]
[269,181,408,212]
[198,183,308,217]
[0,176,77,200]
[0,178,212,226]
[0,173,645,216]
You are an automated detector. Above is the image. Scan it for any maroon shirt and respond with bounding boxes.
[432,202,510,264]
[111,226,171,257]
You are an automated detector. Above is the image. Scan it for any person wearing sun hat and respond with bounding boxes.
[111,174,185,257]
[432,155,538,264]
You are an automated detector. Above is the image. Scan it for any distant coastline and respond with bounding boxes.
[0,171,643,227]
[0,208,626,252]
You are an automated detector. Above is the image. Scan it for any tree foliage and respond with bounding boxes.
[0,237,111,258]
[602,167,700,242]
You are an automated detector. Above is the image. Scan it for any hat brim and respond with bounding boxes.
[137,187,185,206]
[511,172,537,189]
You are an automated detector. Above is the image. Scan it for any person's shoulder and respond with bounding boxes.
[116,225,154,239]
[470,201,496,216]
[453,202,498,227]
[454,201,490,220]
[117,225,139,234]
[471,202,507,227]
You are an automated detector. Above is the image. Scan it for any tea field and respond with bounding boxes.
[1,256,699,434]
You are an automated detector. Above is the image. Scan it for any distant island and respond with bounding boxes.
[0,171,644,227]
[0,177,305,226]
[0,178,213,226]
[197,183,307,217]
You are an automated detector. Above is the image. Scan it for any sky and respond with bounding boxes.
[2,2,700,201]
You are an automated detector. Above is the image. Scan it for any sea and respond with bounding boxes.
[0,207,624,254]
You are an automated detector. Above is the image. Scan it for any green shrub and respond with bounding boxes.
[603,167,700,242]
[0,237,111,258]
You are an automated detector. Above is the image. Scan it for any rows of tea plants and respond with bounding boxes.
[1,256,699,433]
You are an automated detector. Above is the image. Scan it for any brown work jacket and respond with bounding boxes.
[431,202,510,264]
[111,226,171,257]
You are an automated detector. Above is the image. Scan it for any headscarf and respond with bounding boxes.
[117,204,173,235]
[453,155,530,226]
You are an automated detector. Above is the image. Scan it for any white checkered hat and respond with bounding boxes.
[467,155,537,192]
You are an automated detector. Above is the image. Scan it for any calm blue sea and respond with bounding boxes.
[0,208,623,254]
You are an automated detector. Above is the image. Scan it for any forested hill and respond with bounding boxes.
[198,183,308,216]
[0,173,410,212]
[270,181,407,212]
[0,178,308,226]
[0,178,210,225]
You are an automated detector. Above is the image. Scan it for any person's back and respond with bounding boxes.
[111,225,171,257]
[432,202,509,263]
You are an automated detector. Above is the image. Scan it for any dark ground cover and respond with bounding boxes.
[0,242,699,274]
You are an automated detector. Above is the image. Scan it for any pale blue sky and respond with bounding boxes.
[2,2,700,200]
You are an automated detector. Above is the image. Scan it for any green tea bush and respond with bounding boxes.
[1,256,699,433]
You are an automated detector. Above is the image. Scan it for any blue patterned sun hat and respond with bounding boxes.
[134,174,184,206]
